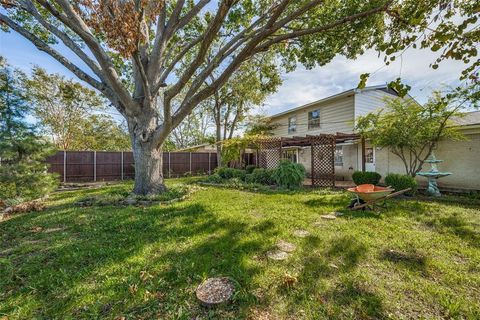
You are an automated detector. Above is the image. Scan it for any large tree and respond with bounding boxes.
[1,0,472,194]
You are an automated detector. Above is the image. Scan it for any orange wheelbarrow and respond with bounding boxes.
[346,184,411,211]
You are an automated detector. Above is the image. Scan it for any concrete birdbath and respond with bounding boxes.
[417,152,451,197]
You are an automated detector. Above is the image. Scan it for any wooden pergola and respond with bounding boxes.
[256,132,363,187]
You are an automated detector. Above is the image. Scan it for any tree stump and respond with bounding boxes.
[196,277,235,306]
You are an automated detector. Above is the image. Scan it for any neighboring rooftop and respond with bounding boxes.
[269,84,399,119]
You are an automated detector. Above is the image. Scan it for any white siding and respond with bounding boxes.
[354,89,397,121]
[271,95,355,137]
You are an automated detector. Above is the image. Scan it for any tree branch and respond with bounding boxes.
[19,0,104,81]
[254,1,393,52]
[47,0,139,113]
[0,13,105,94]
[164,0,237,103]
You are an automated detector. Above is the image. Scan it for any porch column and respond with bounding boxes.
[361,137,366,172]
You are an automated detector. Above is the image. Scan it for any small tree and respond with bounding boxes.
[27,68,130,151]
[356,93,464,177]
[0,59,57,202]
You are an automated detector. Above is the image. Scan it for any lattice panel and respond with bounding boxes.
[257,138,282,169]
[311,135,335,187]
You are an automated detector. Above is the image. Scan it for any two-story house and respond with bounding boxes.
[268,85,480,191]
[269,85,399,181]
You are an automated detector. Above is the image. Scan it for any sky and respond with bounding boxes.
[0,29,469,119]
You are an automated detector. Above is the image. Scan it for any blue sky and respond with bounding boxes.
[1,29,469,118]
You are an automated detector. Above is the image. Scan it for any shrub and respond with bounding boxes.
[385,173,417,196]
[273,160,306,189]
[245,165,257,174]
[246,168,276,185]
[0,164,58,202]
[352,171,381,185]
[214,167,246,180]
[205,174,223,184]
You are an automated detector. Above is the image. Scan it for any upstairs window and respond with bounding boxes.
[288,116,296,133]
[308,109,320,129]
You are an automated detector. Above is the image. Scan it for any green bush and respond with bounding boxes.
[385,173,417,196]
[0,163,58,202]
[205,173,224,184]
[352,171,382,185]
[246,168,276,185]
[245,165,257,174]
[273,160,306,189]
[214,167,246,180]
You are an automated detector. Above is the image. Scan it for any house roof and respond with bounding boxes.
[174,143,216,152]
[452,111,480,127]
[269,84,399,119]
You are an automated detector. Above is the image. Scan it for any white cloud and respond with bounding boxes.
[263,47,467,116]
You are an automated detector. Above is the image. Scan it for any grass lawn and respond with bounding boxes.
[1,178,479,319]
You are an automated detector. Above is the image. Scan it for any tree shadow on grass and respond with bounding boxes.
[423,214,480,248]
[380,248,429,275]
[322,279,385,319]
[279,235,384,318]
[0,201,275,319]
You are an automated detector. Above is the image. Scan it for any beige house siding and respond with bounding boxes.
[271,95,355,137]
[375,132,480,191]
[354,89,396,120]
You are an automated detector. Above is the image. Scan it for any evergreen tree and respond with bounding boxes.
[0,58,57,202]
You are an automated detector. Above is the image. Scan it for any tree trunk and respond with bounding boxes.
[131,138,165,195]
[127,107,166,195]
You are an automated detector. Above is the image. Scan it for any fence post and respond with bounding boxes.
[63,150,67,183]
[121,151,124,180]
[189,152,192,173]
[208,152,211,174]
[93,151,97,182]
[168,152,171,178]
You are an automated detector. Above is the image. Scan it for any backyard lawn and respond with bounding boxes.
[1,178,479,319]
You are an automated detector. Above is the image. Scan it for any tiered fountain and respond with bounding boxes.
[417,152,452,197]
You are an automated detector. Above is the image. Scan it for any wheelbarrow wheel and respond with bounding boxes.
[347,198,365,210]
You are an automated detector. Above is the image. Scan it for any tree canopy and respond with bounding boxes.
[26,67,130,151]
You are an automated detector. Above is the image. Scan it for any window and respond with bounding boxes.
[282,149,298,163]
[288,116,296,133]
[334,146,343,166]
[308,109,320,129]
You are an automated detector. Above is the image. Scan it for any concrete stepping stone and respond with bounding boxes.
[276,240,296,252]
[196,277,235,306]
[267,250,289,260]
[320,214,337,220]
[293,229,310,238]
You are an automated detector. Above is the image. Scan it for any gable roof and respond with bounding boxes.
[269,85,399,119]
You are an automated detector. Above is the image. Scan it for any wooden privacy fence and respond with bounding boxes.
[46,151,219,183]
